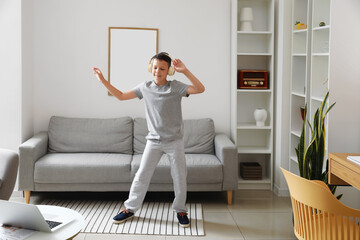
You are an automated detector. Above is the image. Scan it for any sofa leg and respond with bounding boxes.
[227,190,233,205]
[24,191,31,204]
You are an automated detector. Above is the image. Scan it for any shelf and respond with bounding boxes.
[292,53,307,57]
[312,53,329,56]
[238,31,272,35]
[311,96,323,102]
[237,123,272,130]
[290,156,298,163]
[237,52,272,56]
[293,29,308,33]
[313,25,330,31]
[289,0,331,178]
[237,89,271,93]
[237,146,272,154]
[232,0,274,190]
[291,92,306,98]
[291,130,301,138]
[238,177,271,184]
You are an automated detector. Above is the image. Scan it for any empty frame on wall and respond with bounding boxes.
[108,27,158,94]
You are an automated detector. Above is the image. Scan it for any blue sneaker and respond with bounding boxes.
[113,209,134,224]
[177,212,190,228]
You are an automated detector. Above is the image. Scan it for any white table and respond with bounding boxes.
[27,205,85,240]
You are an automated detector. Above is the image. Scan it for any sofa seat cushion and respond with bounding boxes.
[34,153,132,184]
[48,116,133,154]
[131,154,223,184]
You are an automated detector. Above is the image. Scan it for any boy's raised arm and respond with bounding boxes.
[173,59,205,95]
[93,67,137,100]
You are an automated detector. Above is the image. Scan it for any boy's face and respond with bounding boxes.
[152,59,169,82]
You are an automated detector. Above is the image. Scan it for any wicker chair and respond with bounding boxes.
[0,149,19,200]
[281,167,360,240]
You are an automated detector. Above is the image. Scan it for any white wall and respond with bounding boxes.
[0,0,22,151]
[22,0,34,143]
[28,0,231,135]
[273,0,292,196]
[328,0,360,209]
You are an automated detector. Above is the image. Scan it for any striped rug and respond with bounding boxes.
[40,199,204,236]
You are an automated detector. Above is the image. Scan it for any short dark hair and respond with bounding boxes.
[150,52,172,68]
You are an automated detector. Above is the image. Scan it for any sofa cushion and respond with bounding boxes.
[133,118,148,154]
[183,118,215,154]
[133,118,215,154]
[48,116,133,154]
[34,153,132,183]
[131,154,223,184]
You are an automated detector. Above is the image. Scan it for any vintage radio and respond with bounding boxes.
[237,70,269,89]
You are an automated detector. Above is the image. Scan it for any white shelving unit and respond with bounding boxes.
[231,0,275,190]
[289,0,331,175]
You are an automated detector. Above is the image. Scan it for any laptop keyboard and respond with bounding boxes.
[45,220,62,229]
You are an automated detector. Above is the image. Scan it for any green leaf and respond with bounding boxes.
[295,92,339,198]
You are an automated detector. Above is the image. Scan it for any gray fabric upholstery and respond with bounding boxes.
[133,118,215,154]
[183,118,215,154]
[215,134,238,190]
[18,116,238,195]
[131,154,222,184]
[35,153,132,184]
[0,149,19,200]
[18,132,48,190]
[33,183,222,192]
[133,118,148,154]
[48,116,133,154]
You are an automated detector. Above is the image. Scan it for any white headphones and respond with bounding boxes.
[148,52,175,76]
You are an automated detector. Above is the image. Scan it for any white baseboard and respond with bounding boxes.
[273,184,290,197]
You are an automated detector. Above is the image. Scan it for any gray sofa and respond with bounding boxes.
[0,149,19,200]
[18,116,238,204]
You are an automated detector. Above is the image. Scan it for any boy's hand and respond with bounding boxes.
[173,59,188,73]
[93,67,104,82]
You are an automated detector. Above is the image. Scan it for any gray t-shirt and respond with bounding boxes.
[132,80,189,142]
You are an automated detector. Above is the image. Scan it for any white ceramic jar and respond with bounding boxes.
[254,108,267,127]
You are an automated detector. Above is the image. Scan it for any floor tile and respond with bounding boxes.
[228,197,292,213]
[231,211,296,239]
[235,190,278,200]
[202,212,244,239]
[203,202,229,212]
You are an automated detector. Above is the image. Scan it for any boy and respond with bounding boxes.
[93,52,205,227]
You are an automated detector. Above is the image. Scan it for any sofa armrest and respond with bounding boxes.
[214,134,238,190]
[18,132,48,190]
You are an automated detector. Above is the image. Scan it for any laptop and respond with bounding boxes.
[0,200,74,232]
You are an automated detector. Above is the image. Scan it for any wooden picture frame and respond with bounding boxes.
[108,27,159,95]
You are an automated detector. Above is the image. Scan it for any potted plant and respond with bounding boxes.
[295,91,342,199]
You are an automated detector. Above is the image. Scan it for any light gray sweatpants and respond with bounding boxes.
[124,138,188,213]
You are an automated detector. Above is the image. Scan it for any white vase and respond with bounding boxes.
[254,108,267,127]
[239,7,254,31]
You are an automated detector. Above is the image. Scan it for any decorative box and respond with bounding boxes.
[240,162,262,180]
